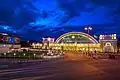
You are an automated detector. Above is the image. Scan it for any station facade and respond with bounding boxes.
[32,32,117,53]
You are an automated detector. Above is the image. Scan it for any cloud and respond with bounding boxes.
[0,0,119,40]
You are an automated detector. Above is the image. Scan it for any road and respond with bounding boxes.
[1,52,120,80]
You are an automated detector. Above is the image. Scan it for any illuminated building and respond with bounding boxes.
[0,33,20,44]
[99,34,117,53]
[0,33,21,53]
[32,32,117,53]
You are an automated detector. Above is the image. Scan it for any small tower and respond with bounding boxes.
[42,37,55,49]
[99,34,117,53]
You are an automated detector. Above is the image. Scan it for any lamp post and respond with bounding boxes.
[84,27,92,55]
[34,53,36,59]
[23,53,26,56]
[4,53,6,60]
[14,53,16,60]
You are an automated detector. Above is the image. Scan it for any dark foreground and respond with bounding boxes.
[1,53,120,80]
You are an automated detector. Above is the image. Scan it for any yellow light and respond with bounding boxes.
[90,49,93,51]
[114,34,116,39]
[112,34,114,39]
[72,36,75,39]
[51,44,53,46]
[14,53,16,56]
[83,48,85,50]
[100,35,103,40]
[84,44,87,46]
[66,44,68,46]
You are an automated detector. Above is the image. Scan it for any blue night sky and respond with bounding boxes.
[0,0,119,41]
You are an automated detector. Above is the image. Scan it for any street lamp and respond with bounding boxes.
[84,27,92,31]
[84,27,92,54]
[4,53,6,60]
[14,53,16,59]
[34,53,36,59]
[23,53,26,58]
[23,53,26,56]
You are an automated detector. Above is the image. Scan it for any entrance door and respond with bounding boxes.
[103,42,114,53]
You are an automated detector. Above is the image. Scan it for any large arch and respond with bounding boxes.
[55,32,98,44]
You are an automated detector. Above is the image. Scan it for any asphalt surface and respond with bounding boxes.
[1,53,120,80]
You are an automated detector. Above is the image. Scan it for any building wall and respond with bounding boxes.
[0,47,9,53]
[100,38,117,53]
[32,43,101,52]
[0,44,21,53]
[13,45,21,49]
